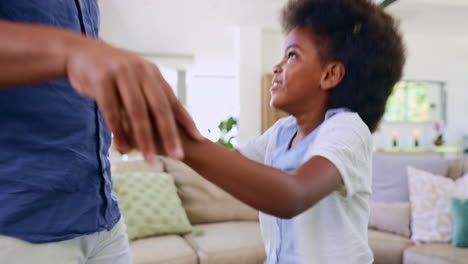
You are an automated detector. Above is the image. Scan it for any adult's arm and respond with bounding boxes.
[0,21,202,162]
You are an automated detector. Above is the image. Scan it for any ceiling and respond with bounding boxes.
[388,0,468,38]
[99,0,468,62]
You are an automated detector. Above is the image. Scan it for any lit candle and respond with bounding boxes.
[391,130,398,147]
[413,130,420,147]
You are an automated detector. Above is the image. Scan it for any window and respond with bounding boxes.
[186,75,238,142]
[384,80,446,122]
[144,58,240,142]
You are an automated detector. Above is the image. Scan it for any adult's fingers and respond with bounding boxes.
[119,108,137,151]
[141,63,183,160]
[95,81,131,154]
[160,80,203,141]
[116,66,157,164]
[174,101,203,140]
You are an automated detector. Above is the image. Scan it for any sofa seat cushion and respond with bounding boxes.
[184,221,266,264]
[404,243,468,264]
[368,229,414,264]
[369,202,411,238]
[130,235,197,264]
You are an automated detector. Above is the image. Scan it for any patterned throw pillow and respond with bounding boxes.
[408,167,468,242]
[113,171,193,241]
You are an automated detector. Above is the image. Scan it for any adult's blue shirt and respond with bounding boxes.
[0,0,120,243]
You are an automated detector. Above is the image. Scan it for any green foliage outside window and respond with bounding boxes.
[384,81,444,122]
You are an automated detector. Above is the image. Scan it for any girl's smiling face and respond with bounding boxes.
[271,26,344,115]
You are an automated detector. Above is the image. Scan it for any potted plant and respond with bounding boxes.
[215,117,238,149]
[433,121,445,146]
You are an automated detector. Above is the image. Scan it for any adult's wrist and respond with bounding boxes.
[53,28,92,79]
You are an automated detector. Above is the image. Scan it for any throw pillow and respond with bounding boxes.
[368,202,411,238]
[160,156,259,225]
[451,197,468,248]
[112,159,165,175]
[371,153,449,203]
[408,167,468,242]
[113,171,192,240]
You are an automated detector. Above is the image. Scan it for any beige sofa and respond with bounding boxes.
[112,157,266,264]
[113,154,468,264]
[369,155,468,264]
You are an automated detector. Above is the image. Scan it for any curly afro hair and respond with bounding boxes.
[281,0,406,132]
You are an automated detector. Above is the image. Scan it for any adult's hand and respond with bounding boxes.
[0,21,202,163]
[65,39,202,162]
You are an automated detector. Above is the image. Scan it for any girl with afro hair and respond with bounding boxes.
[176,0,405,263]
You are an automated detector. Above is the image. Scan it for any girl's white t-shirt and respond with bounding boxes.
[239,111,374,264]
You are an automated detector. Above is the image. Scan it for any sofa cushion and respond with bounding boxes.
[183,221,266,264]
[451,197,468,248]
[371,153,450,202]
[130,235,197,264]
[404,243,468,264]
[447,158,468,180]
[369,202,411,238]
[464,159,468,175]
[368,229,414,264]
[114,171,192,240]
[408,168,468,243]
[160,156,258,224]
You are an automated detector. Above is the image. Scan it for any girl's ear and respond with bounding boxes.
[320,62,345,91]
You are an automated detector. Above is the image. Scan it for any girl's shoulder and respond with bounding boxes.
[322,111,371,138]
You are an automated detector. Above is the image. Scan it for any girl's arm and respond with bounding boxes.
[180,134,342,219]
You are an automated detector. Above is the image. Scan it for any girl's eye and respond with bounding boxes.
[287,52,297,60]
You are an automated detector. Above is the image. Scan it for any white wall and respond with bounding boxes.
[235,27,263,144]
[236,28,285,143]
[220,27,286,144]
[99,1,236,64]
[261,29,285,74]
